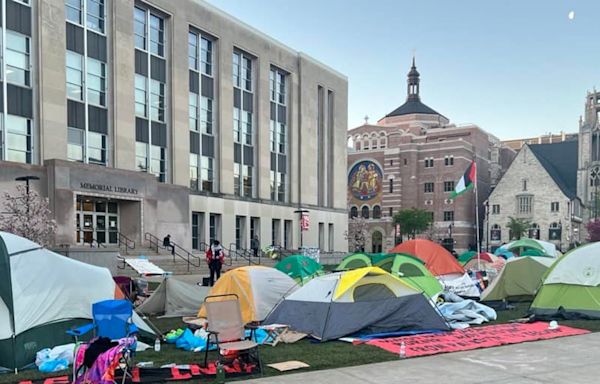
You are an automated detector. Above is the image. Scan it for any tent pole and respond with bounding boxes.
[474,164,481,271]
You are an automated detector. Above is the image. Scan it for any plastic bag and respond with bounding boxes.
[35,348,51,367]
[49,343,76,365]
[39,358,69,373]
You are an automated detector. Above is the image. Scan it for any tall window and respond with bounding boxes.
[444,181,455,192]
[6,31,31,87]
[189,29,215,192]
[270,67,288,202]
[4,115,32,163]
[350,207,358,218]
[424,158,434,168]
[150,79,165,122]
[233,50,255,197]
[68,127,84,162]
[66,51,84,101]
[87,58,106,106]
[443,211,454,221]
[134,7,146,50]
[372,205,382,219]
[492,204,500,214]
[88,132,106,165]
[361,206,369,219]
[424,182,434,193]
[66,0,83,24]
[389,179,394,193]
[135,74,147,117]
[551,202,560,212]
[518,196,532,214]
[86,0,105,33]
[444,156,454,166]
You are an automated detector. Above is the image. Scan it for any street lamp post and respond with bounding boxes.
[484,200,490,252]
[293,209,309,248]
[15,175,40,216]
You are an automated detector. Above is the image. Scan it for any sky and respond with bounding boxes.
[207,0,599,140]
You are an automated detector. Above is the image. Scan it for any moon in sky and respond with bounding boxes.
[568,11,575,20]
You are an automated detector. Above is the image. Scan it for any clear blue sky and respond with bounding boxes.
[207,0,599,140]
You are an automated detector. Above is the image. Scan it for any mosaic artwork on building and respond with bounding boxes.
[348,160,383,202]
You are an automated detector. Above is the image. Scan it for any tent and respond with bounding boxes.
[264,267,449,340]
[0,231,155,372]
[389,240,479,297]
[498,239,559,258]
[274,255,324,285]
[480,256,555,302]
[197,266,297,323]
[463,253,505,274]
[531,243,600,319]
[458,251,477,265]
[136,275,210,317]
[336,253,391,270]
[494,248,515,259]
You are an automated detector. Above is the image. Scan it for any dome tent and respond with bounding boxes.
[264,267,449,341]
[0,231,154,372]
[531,243,600,319]
[274,255,324,285]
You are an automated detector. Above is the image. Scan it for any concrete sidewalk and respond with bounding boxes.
[243,332,600,383]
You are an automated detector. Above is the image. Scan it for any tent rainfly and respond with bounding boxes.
[274,255,324,285]
[0,231,154,372]
[136,275,210,317]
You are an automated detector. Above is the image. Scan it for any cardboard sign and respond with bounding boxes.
[366,322,589,357]
[267,360,310,372]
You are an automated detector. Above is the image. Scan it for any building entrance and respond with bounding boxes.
[76,196,119,245]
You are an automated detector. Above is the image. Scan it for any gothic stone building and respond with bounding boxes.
[347,60,515,253]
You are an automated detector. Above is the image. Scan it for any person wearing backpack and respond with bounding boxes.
[206,240,225,286]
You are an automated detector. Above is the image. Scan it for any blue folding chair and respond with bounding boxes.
[67,299,139,342]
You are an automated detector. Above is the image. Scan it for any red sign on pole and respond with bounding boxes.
[300,214,310,231]
[395,224,401,236]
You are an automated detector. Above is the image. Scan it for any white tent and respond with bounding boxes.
[137,275,210,317]
[0,231,154,372]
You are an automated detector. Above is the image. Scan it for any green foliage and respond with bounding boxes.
[393,208,433,240]
[506,216,531,240]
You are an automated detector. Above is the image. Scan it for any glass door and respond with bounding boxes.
[75,196,119,245]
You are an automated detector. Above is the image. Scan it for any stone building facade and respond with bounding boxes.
[0,0,348,252]
[484,141,583,251]
[347,60,515,253]
[577,89,600,222]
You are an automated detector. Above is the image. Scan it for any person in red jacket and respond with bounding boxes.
[205,240,225,286]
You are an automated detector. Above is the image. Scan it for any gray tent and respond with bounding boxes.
[264,268,449,341]
[137,275,209,317]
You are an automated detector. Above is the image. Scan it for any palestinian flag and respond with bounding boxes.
[450,161,476,199]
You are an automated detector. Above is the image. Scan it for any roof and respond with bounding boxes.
[528,140,578,199]
[385,99,444,118]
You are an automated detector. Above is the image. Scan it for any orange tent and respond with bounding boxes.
[389,239,464,276]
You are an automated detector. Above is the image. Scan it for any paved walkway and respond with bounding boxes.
[243,331,600,383]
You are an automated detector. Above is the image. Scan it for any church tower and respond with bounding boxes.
[407,56,420,101]
[577,89,600,219]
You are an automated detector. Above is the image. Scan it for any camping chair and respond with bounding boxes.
[203,294,262,373]
[72,337,136,384]
[67,299,139,343]
[113,276,135,301]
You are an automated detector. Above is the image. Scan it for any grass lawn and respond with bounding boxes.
[3,302,600,384]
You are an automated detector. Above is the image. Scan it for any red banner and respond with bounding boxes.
[365,322,589,358]
[300,213,310,231]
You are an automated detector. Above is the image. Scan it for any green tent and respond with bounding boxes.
[481,256,555,301]
[275,255,324,285]
[337,253,442,298]
[521,248,546,257]
[531,243,600,319]
[458,251,477,265]
[506,239,546,255]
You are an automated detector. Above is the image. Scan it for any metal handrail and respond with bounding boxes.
[84,238,106,248]
[228,243,259,265]
[117,232,135,255]
[144,232,202,272]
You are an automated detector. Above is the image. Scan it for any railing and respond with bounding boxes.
[228,243,260,266]
[117,232,136,255]
[84,238,106,248]
[144,232,202,272]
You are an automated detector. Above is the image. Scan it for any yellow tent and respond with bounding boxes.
[198,266,297,323]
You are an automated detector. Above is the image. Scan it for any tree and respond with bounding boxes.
[506,216,530,240]
[586,220,600,242]
[344,216,368,252]
[393,208,433,240]
[0,184,56,246]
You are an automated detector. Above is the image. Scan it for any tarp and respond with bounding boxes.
[264,267,449,340]
[137,275,209,317]
[365,322,589,357]
[389,239,465,276]
[197,266,297,323]
[481,256,555,301]
[438,273,481,298]
[438,300,496,328]
[0,231,155,372]
[531,242,600,319]
[124,258,166,275]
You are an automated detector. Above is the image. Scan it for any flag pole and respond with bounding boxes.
[474,161,481,271]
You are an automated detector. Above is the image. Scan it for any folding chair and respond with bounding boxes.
[203,294,262,373]
[67,299,139,342]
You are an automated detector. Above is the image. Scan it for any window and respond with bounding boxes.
[87,58,106,106]
[424,182,434,193]
[529,223,540,239]
[189,31,213,76]
[135,74,147,117]
[134,7,146,50]
[233,51,255,198]
[188,32,198,70]
[518,196,532,214]
[424,158,434,168]
[191,212,205,250]
[135,142,147,171]
[5,115,31,163]
[372,206,381,219]
[201,37,212,76]
[389,179,394,193]
[492,204,500,214]
[403,158,407,166]
[379,134,387,148]
[149,14,164,56]
[349,206,358,218]
[66,51,83,101]
[209,213,221,243]
[444,156,454,166]
[233,51,252,91]
[443,211,454,222]
[522,179,527,191]
[150,79,165,122]
[390,159,393,166]
[150,145,165,182]
[200,96,213,135]
[87,132,106,165]
[235,216,246,249]
[66,0,82,24]
[549,222,562,240]
[444,181,455,192]
[389,207,393,217]
[428,211,434,222]
[188,93,198,132]
[6,31,31,86]
[328,223,334,252]
[490,224,501,241]
[551,202,559,212]
[361,206,369,219]
[200,156,214,192]
[189,153,199,189]
[272,219,281,246]
[68,127,84,162]
[87,0,105,33]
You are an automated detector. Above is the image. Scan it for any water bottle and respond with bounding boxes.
[216,362,225,383]
[154,337,161,352]
[399,341,406,359]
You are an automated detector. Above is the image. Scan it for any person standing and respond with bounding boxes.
[206,240,225,286]
[250,235,260,258]
[163,234,174,255]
